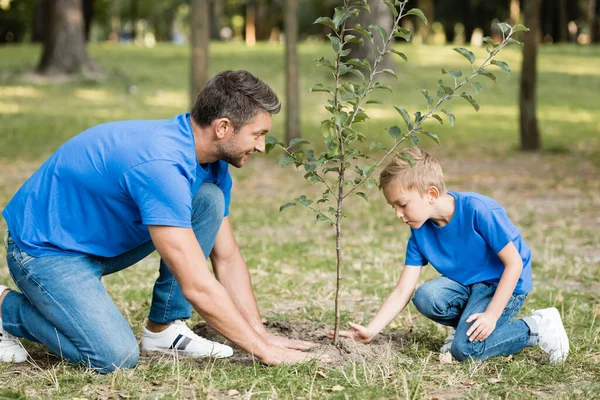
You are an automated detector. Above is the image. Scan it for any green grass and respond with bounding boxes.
[0,42,599,399]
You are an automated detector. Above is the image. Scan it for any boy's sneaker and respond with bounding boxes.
[141,320,233,358]
[532,307,569,364]
[0,319,28,363]
[440,328,455,353]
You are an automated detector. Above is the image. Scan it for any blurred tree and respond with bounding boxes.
[589,0,598,43]
[416,0,433,42]
[346,0,393,70]
[520,0,541,151]
[37,0,98,75]
[285,0,301,142]
[191,0,210,105]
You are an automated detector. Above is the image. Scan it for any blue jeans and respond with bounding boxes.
[412,276,538,361]
[1,183,224,373]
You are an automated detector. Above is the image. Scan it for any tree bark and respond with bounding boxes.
[83,0,95,42]
[510,0,520,23]
[589,0,598,43]
[245,3,256,46]
[37,0,96,76]
[519,0,541,151]
[416,0,434,43]
[346,0,393,70]
[285,0,300,143]
[191,0,210,106]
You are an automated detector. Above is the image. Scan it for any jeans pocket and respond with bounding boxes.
[11,244,36,266]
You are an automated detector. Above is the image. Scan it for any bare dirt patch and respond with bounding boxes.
[194,320,412,366]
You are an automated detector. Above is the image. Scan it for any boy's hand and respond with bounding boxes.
[327,322,376,344]
[466,311,498,342]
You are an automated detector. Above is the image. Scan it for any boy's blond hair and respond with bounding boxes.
[379,147,446,194]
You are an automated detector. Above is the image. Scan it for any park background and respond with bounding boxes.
[0,0,599,398]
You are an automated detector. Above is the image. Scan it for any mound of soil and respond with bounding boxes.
[193,320,412,366]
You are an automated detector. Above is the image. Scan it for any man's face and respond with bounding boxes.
[217,111,272,168]
[382,184,433,229]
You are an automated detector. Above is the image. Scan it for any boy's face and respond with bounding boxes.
[382,184,436,229]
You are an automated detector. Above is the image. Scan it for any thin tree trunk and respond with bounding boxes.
[245,3,256,46]
[416,0,434,43]
[558,0,568,42]
[589,0,598,44]
[519,0,541,151]
[285,0,300,143]
[83,0,95,42]
[510,0,520,23]
[191,0,210,106]
[130,0,138,40]
[37,0,96,76]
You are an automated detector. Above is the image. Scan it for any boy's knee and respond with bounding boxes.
[413,284,444,316]
[192,183,225,224]
[450,339,482,362]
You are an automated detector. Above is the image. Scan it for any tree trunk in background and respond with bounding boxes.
[37,0,97,76]
[510,0,520,23]
[83,0,95,42]
[519,0,541,151]
[32,0,48,43]
[245,3,256,46]
[416,0,434,43]
[191,0,210,106]
[558,0,568,42]
[589,0,598,43]
[346,0,393,70]
[130,0,138,40]
[210,0,224,40]
[285,0,300,143]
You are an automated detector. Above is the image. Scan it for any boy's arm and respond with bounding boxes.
[330,265,422,343]
[466,241,523,342]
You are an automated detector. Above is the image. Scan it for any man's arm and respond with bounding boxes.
[209,218,317,350]
[148,225,316,364]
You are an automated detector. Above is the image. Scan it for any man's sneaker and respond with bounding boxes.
[532,307,569,364]
[0,319,28,363]
[141,320,233,358]
[440,328,455,353]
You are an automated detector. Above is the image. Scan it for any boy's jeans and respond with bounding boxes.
[1,183,224,373]
[412,276,539,361]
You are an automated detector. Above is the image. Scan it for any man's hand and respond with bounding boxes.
[259,346,331,365]
[264,333,319,351]
[466,311,498,342]
[327,322,376,344]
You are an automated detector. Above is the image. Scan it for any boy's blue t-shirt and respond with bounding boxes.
[2,113,232,258]
[405,191,532,294]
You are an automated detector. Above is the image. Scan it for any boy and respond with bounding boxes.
[335,147,569,363]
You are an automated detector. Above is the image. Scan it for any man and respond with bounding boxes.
[0,70,320,373]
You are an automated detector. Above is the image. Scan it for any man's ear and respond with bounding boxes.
[213,118,232,139]
[426,186,440,203]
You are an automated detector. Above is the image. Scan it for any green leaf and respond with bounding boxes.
[279,156,295,167]
[289,138,310,147]
[328,35,341,53]
[431,114,443,124]
[394,27,411,41]
[279,202,296,212]
[388,125,402,139]
[406,8,427,25]
[420,89,433,106]
[382,69,398,79]
[394,106,411,127]
[453,47,475,64]
[390,49,408,62]
[369,24,388,43]
[353,24,373,42]
[410,135,419,146]
[512,24,530,33]
[320,120,335,138]
[370,141,385,150]
[477,68,497,82]
[316,212,330,222]
[470,81,483,94]
[506,38,524,47]
[460,92,480,111]
[313,17,336,31]
[497,22,511,33]
[323,167,339,174]
[332,7,346,29]
[383,0,398,17]
[366,99,383,104]
[423,131,440,145]
[349,68,366,81]
[363,164,376,177]
[356,192,369,202]
[373,81,393,92]
[344,34,364,45]
[491,60,510,74]
[265,135,284,154]
[482,36,499,48]
[310,83,333,94]
[441,109,455,127]
[346,58,372,72]
[339,64,353,76]
[400,152,414,167]
[295,195,313,207]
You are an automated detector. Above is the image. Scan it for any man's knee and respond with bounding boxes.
[88,336,140,374]
[192,183,225,224]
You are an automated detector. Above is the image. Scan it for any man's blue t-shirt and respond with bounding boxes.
[2,113,232,258]
[405,191,532,294]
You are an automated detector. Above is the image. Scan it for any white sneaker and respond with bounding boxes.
[532,307,569,364]
[0,318,28,363]
[440,328,455,353]
[141,320,233,358]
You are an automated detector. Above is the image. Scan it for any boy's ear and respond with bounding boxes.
[213,118,232,139]
[426,186,440,203]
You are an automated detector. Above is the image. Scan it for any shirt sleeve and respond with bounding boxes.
[473,201,518,254]
[120,160,193,227]
[405,233,428,266]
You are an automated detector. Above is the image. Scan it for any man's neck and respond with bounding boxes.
[191,118,217,164]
